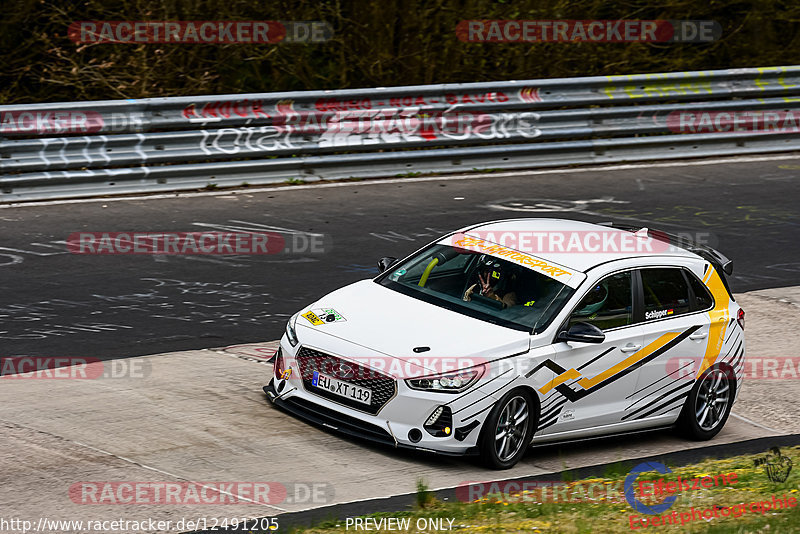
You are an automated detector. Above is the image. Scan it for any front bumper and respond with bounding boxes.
[264,336,510,455]
[264,379,479,456]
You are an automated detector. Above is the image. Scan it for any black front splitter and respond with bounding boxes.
[263,380,479,456]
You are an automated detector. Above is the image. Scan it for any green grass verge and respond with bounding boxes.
[286,446,800,533]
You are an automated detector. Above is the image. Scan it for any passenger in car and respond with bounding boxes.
[463,257,518,308]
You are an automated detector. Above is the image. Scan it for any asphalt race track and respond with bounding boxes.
[1,155,799,360]
[0,287,798,530]
[1,155,799,531]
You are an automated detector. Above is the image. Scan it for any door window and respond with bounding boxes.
[568,271,632,331]
[641,268,691,320]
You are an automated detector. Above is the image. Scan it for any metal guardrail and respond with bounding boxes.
[2,65,800,201]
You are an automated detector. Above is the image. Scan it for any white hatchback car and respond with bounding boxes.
[265,219,745,469]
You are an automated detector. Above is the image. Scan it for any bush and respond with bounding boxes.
[1,0,799,103]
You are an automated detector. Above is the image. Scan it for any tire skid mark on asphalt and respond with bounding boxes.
[0,418,289,513]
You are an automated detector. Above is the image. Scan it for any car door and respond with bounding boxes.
[625,267,713,424]
[539,269,645,435]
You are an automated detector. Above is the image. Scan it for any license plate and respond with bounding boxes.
[312,371,372,405]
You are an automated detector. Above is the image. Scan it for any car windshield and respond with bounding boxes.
[377,244,575,332]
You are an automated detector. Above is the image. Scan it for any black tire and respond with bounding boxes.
[479,388,536,469]
[676,363,736,440]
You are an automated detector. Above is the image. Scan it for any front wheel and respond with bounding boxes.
[676,364,735,440]
[479,389,536,469]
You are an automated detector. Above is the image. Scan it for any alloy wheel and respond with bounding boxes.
[494,395,529,462]
[694,368,730,431]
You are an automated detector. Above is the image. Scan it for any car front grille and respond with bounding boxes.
[295,347,397,415]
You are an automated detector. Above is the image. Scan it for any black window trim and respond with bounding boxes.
[555,267,637,341]
[682,268,716,313]
[555,264,717,341]
[636,266,715,325]
[633,269,645,324]
[375,241,577,334]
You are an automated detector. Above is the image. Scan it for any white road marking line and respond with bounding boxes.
[0,418,288,512]
[3,153,800,208]
[730,412,782,435]
[217,349,275,365]
[70,441,289,511]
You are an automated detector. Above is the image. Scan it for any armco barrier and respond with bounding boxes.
[2,65,800,201]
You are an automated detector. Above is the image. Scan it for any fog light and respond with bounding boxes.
[423,405,453,437]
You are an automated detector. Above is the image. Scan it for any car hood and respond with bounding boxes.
[293,280,530,375]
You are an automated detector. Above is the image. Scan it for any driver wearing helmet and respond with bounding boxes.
[463,256,518,308]
[572,282,608,320]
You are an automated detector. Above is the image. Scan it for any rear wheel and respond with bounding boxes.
[676,364,735,440]
[479,389,536,469]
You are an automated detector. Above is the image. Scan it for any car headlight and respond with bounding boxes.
[286,312,300,347]
[405,366,484,393]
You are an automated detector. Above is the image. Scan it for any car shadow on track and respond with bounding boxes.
[267,391,696,473]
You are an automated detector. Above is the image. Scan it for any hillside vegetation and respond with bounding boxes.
[1,0,799,103]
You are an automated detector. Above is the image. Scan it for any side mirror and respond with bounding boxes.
[557,322,605,344]
[377,256,398,273]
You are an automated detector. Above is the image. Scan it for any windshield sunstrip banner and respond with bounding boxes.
[444,233,585,288]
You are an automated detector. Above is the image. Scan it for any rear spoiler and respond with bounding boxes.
[596,222,733,276]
